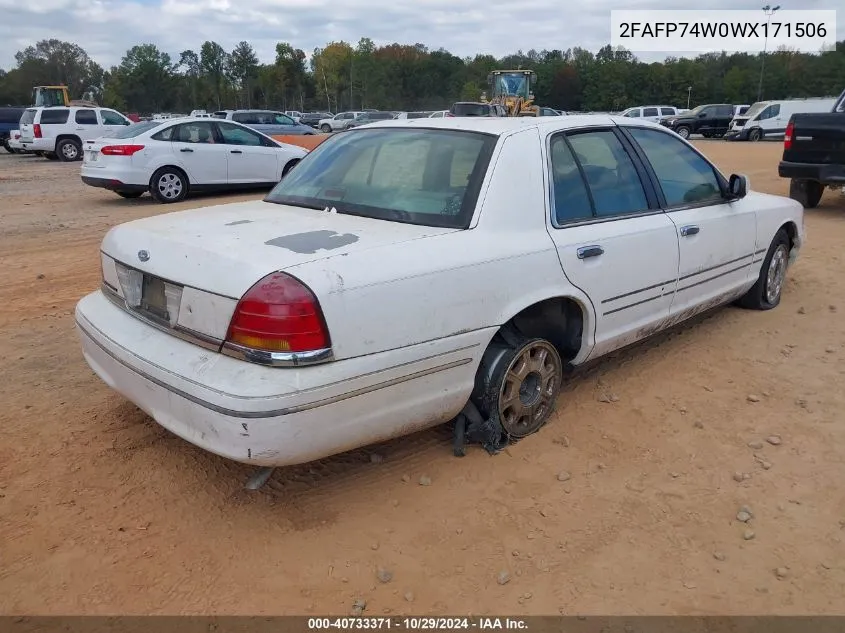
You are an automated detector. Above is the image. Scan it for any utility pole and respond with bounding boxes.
[687,86,692,109]
[758,4,780,102]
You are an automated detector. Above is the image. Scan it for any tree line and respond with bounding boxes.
[1,38,843,115]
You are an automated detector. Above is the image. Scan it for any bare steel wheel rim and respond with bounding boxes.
[765,244,788,304]
[677,127,690,139]
[62,143,78,159]
[498,340,562,437]
[157,173,182,199]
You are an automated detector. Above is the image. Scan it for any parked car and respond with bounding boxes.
[298,112,332,128]
[619,105,679,122]
[726,97,837,142]
[6,129,29,154]
[284,110,303,123]
[1,106,26,153]
[79,117,307,203]
[74,116,804,469]
[18,106,133,161]
[212,110,316,136]
[397,111,448,119]
[449,102,507,117]
[318,111,365,133]
[345,111,397,128]
[539,107,565,116]
[778,88,845,208]
[660,104,736,139]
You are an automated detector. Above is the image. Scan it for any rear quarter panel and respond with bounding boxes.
[748,191,804,258]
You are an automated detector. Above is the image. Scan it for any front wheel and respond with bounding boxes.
[737,229,791,311]
[789,178,823,209]
[320,124,332,133]
[748,128,762,142]
[475,335,563,439]
[675,126,691,139]
[150,167,188,203]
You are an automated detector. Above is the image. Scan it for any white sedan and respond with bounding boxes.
[75,116,804,468]
[80,117,307,203]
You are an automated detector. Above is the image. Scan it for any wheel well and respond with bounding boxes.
[781,221,798,250]
[150,165,190,187]
[500,297,585,363]
[282,158,300,176]
[56,134,81,146]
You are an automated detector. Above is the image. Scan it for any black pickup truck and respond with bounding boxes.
[778,88,845,208]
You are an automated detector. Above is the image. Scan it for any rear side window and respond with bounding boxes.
[20,109,37,125]
[232,112,258,124]
[75,110,98,124]
[40,109,70,124]
[212,112,228,119]
[566,130,649,217]
[549,135,594,224]
[643,107,659,117]
[660,108,675,116]
[715,105,734,117]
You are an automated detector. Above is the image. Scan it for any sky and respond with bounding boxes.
[0,0,839,71]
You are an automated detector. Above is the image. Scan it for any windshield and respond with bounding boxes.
[492,73,530,98]
[265,128,497,229]
[741,102,767,120]
[111,120,164,138]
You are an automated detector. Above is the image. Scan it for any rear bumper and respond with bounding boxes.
[778,161,845,184]
[81,175,148,193]
[75,290,487,466]
[20,138,54,152]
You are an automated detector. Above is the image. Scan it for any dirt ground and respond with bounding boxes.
[0,141,843,616]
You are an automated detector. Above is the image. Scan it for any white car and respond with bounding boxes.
[75,116,804,469]
[318,111,364,133]
[18,106,133,161]
[80,117,307,203]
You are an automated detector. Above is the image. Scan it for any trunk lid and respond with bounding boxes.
[101,200,460,299]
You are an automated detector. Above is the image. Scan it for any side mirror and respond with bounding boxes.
[728,174,749,199]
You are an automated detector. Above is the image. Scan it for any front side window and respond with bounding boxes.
[566,130,649,217]
[102,110,129,125]
[265,128,496,229]
[623,109,640,118]
[627,127,723,207]
[217,122,264,146]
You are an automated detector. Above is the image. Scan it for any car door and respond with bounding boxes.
[642,107,660,122]
[215,121,280,184]
[693,106,716,135]
[100,109,131,138]
[73,108,100,140]
[545,127,680,359]
[168,121,228,185]
[622,125,757,320]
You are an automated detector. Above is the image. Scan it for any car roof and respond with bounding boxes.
[357,115,668,136]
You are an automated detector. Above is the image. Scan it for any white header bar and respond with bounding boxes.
[610,10,837,53]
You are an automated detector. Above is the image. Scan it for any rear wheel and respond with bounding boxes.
[150,167,188,203]
[57,138,82,162]
[676,126,691,139]
[1,140,11,153]
[474,335,563,439]
[116,191,143,199]
[737,229,791,310]
[789,178,823,208]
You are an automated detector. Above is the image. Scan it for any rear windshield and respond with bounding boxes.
[20,109,37,125]
[451,103,490,117]
[265,128,497,229]
[40,109,69,124]
[407,112,433,119]
[110,120,163,139]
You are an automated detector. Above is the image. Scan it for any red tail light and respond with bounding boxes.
[101,144,145,156]
[784,120,794,150]
[225,272,330,354]
[33,124,42,138]
[445,112,455,117]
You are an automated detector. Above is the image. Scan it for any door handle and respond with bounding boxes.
[680,225,700,237]
[180,148,193,153]
[230,150,243,154]
[577,245,604,259]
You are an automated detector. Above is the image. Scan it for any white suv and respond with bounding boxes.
[317,111,364,133]
[19,106,132,161]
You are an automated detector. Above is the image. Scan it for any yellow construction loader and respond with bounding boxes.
[32,86,97,108]
[481,70,539,117]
